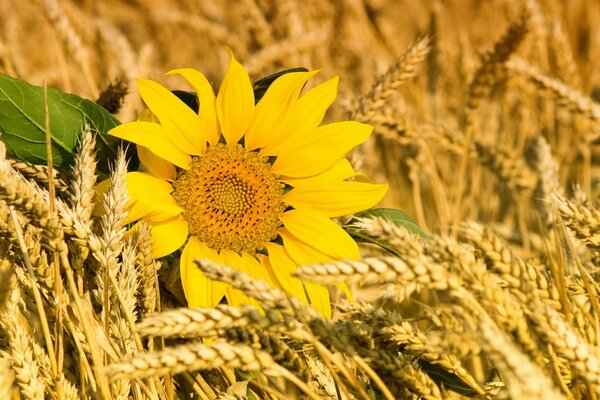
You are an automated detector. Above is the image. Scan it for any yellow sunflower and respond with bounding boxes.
[98,51,387,316]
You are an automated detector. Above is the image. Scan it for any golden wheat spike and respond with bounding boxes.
[477,315,566,400]
[194,259,320,319]
[136,304,288,338]
[354,36,430,123]
[526,299,600,393]
[224,328,310,381]
[295,256,460,292]
[553,191,600,249]
[105,342,276,381]
[507,57,600,128]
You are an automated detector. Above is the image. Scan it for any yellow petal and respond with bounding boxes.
[262,76,339,155]
[271,121,372,177]
[269,239,332,317]
[264,243,308,304]
[303,282,331,318]
[94,172,180,224]
[137,144,176,181]
[137,78,206,155]
[241,252,273,309]
[125,172,180,224]
[147,215,188,258]
[110,121,191,169]
[282,158,356,187]
[180,237,228,308]
[284,181,388,217]
[168,68,220,146]
[279,229,331,265]
[245,71,318,151]
[280,209,360,259]
[241,252,273,283]
[216,51,254,144]
[221,250,257,308]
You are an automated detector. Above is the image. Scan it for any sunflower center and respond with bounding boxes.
[172,143,286,254]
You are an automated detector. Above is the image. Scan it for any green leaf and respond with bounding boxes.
[0,73,121,171]
[252,67,308,103]
[418,361,484,397]
[344,228,403,257]
[350,208,428,239]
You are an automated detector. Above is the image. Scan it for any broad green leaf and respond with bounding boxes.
[0,73,121,171]
[350,207,428,239]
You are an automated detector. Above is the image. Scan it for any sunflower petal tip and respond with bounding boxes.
[135,78,150,86]
[225,46,236,60]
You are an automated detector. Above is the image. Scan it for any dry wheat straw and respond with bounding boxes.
[159,10,235,47]
[239,0,273,47]
[244,29,328,75]
[37,0,99,97]
[105,342,276,381]
[453,11,530,225]
[423,123,537,195]
[108,237,140,398]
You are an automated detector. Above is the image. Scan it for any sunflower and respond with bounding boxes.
[98,51,387,316]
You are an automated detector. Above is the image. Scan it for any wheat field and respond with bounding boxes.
[2,0,600,398]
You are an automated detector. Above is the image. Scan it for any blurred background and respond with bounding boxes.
[3,0,600,246]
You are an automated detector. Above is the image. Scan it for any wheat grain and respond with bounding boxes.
[477,315,566,400]
[507,57,600,128]
[1,289,47,399]
[224,328,310,381]
[195,259,320,319]
[553,191,600,249]
[7,160,66,192]
[354,36,430,123]
[133,222,159,317]
[137,305,292,338]
[527,299,600,392]
[0,143,66,253]
[295,256,461,292]
[105,342,276,381]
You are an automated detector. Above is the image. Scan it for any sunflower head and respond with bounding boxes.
[99,50,388,316]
